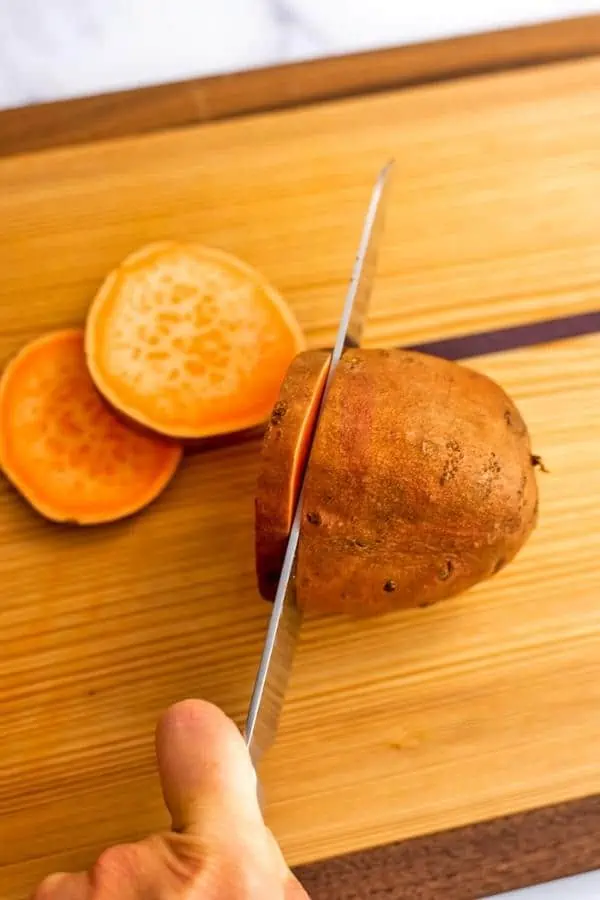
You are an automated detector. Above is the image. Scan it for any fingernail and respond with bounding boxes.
[38,871,87,899]
[42,873,68,886]
[37,872,69,895]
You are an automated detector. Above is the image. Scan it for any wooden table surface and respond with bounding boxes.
[0,17,599,900]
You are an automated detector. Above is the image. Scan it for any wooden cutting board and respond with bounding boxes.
[1,52,599,899]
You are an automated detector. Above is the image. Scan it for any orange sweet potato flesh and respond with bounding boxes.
[296,348,539,615]
[0,330,182,524]
[85,242,305,439]
[255,350,330,600]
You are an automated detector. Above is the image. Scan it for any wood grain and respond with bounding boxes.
[0,57,599,898]
[0,15,599,158]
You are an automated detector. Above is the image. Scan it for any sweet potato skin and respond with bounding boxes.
[296,348,538,616]
[256,350,330,600]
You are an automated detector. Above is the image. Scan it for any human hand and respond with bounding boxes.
[34,700,310,899]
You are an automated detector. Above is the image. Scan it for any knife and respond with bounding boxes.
[245,160,395,766]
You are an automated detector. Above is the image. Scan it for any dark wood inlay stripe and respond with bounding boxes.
[407,310,600,360]
[295,795,600,899]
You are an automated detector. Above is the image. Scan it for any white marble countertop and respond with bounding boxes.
[1,2,599,897]
[0,0,598,110]
[498,874,600,899]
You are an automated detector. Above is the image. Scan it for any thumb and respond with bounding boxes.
[155,699,265,840]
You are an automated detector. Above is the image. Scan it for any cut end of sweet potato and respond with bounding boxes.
[255,350,330,600]
[0,330,182,524]
[85,242,306,439]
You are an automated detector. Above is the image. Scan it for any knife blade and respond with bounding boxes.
[245,160,395,766]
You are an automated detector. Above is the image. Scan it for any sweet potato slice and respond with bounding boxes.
[85,242,305,439]
[0,330,182,524]
[295,349,539,616]
[255,350,330,600]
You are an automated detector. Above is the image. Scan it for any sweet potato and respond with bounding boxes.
[256,348,539,615]
[255,350,330,599]
[85,242,305,439]
[0,330,182,524]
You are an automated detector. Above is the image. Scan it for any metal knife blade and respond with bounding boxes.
[245,160,395,766]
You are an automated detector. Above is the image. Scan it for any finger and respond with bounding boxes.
[34,872,88,900]
[155,699,264,839]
